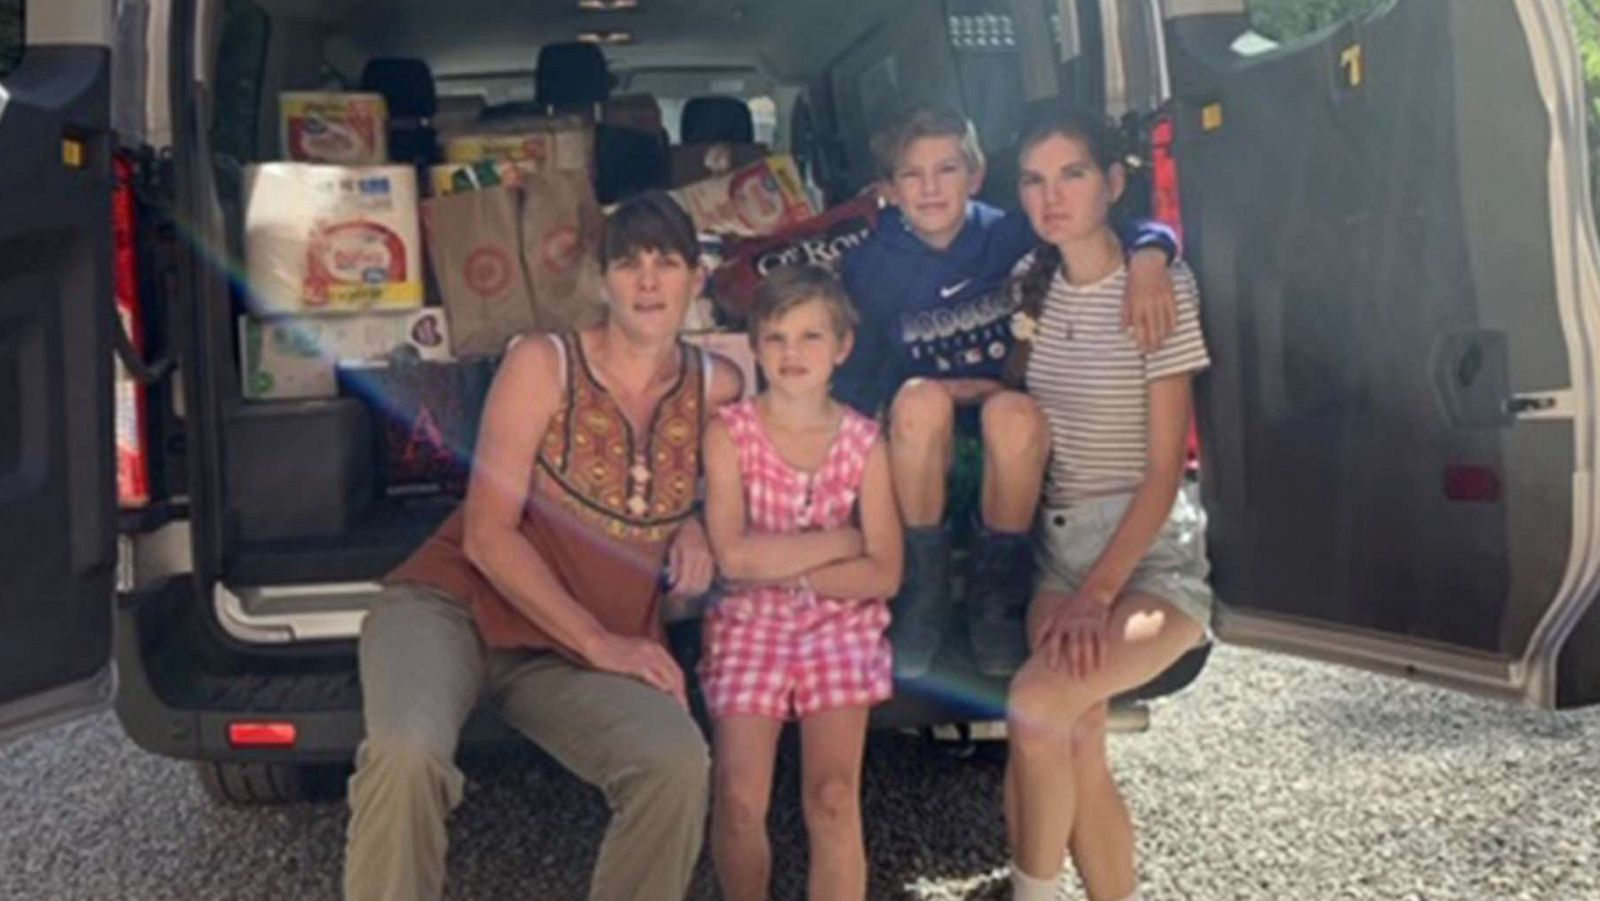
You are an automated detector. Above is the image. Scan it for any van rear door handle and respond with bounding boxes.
[1431,330,1514,428]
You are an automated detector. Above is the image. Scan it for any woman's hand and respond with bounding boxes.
[589,633,688,707]
[1124,249,1177,354]
[1034,590,1113,678]
[665,517,716,600]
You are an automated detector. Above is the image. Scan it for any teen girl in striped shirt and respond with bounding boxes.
[1001,104,1216,901]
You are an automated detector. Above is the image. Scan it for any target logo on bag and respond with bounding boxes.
[542,226,583,274]
[464,246,513,298]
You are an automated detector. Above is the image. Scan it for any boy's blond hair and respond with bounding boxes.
[746,265,860,347]
[871,106,985,180]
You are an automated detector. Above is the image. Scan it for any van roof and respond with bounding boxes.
[261,0,924,80]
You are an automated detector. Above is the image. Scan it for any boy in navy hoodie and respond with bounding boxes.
[837,106,1179,678]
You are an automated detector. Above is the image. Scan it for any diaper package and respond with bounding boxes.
[670,155,817,238]
[279,92,389,164]
[243,163,424,314]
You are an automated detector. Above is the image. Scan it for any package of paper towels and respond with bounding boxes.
[243,163,424,314]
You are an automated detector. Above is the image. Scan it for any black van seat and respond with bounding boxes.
[536,41,613,112]
[360,57,440,166]
[470,45,664,203]
[670,95,766,186]
[594,93,666,204]
[595,93,670,204]
[596,124,669,205]
[680,95,754,144]
[669,141,768,187]
[478,43,614,125]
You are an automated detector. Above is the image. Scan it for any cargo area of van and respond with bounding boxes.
[68,0,1600,801]
[115,0,1212,800]
[191,0,1082,610]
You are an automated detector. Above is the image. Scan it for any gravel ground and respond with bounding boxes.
[2,645,1598,900]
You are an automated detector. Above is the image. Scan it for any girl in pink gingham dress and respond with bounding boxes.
[702,265,902,901]
[702,399,891,718]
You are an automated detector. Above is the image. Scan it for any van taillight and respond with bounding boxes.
[113,152,151,509]
[1444,465,1501,503]
[1151,115,1183,240]
[227,722,298,749]
[1150,115,1199,469]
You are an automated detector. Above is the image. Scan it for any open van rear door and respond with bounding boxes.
[1156,0,1600,709]
[0,0,118,743]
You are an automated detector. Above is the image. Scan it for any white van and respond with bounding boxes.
[2,0,1598,803]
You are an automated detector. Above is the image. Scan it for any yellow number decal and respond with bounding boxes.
[62,138,85,169]
[1340,44,1364,89]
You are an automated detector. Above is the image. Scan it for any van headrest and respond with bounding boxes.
[595,124,669,205]
[536,42,613,109]
[681,96,753,145]
[360,57,437,118]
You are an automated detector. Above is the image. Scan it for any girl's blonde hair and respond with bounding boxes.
[746,265,860,347]
[871,106,985,180]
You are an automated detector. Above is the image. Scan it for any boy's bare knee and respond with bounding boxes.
[981,392,1048,454]
[891,380,956,443]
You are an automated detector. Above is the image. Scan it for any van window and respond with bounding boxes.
[1244,0,1387,43]
[0,0,23,78]
[212,0,269,162]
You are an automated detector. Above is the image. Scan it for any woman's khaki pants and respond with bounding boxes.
[343,586,709,901]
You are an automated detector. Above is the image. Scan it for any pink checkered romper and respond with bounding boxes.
[700,398,894,720]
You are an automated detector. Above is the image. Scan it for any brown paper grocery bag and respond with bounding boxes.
[520,170,607,333]
[421,185,538,357]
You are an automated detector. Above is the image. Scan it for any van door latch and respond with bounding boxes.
[1507,390,1576,420]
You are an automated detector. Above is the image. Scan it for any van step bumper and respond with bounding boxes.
[114,579,1210,765]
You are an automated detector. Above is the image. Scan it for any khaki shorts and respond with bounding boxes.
[1034,482,1216,631]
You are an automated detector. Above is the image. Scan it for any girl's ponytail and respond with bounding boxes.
[1001,243,1063,388]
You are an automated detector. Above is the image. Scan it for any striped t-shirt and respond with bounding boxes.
[1021,255,1210,507]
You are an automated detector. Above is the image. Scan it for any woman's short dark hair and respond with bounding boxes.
[600,191,700,270]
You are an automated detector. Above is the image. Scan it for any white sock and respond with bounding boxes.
[1010,863,1061,901]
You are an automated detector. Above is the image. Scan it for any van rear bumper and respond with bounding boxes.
[113,578,1210,764]
[114,577,531,763]
[115,577,372,764]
